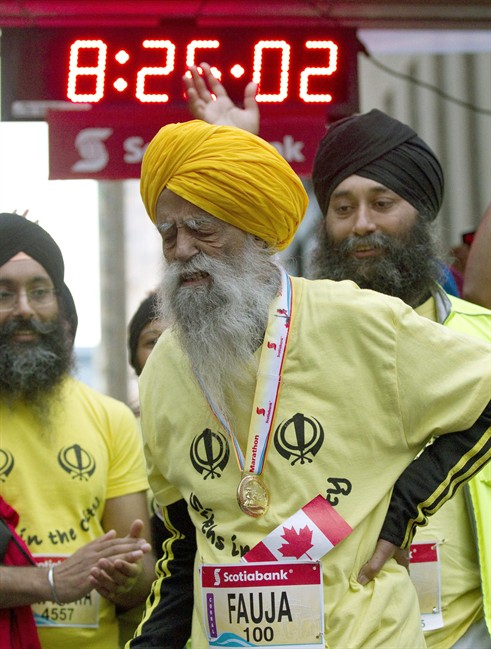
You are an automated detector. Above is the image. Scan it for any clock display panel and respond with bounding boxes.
[1,25,361,120]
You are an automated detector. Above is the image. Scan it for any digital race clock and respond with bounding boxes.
[0,25,361,121]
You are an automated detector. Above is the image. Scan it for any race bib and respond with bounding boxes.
[200,561,324,648]
[410,541,444,631]
[32,555,99,629]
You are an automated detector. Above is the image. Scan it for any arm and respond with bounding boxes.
[358,400,491,583]
[463,203,491,308]
[0,529,150,607]
[129,498,196,649]
[90,492,156,610]
[184,62,260,134]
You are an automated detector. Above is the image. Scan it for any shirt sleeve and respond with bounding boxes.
[128,498,195,649]
[106,401,149,499]
[393,303,491,450]
[381,302,491,547]
[381,399,491,548]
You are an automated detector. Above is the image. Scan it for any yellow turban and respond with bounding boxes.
[140,120,308,251]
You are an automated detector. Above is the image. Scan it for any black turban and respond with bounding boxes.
[128,292,160,374]
[0,212,78,340]
[312,109,444,220]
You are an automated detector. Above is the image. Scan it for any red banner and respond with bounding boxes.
[47,106,327,180]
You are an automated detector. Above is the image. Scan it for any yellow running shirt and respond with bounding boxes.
[139,277,491,649]
[0,377,148,649]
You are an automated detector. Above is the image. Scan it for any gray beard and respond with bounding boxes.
[0,316,73,433]
[158,237,281,427]
[308,218,443,308]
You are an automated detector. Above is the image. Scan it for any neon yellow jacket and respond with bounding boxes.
[418,289,491,646]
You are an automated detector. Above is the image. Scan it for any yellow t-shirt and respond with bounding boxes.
[0,377,149,649]
[415,293,491,648]
[139,277,491,649]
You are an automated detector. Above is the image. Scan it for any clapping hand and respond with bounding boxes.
[88,519,151,602]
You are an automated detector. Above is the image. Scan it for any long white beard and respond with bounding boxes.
[158,237,281,426]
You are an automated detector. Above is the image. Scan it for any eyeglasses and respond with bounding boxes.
[0,287,58,312]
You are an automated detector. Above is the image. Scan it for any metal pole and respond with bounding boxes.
[98,181,128,403]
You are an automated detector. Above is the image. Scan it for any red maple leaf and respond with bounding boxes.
[278,525,314,560]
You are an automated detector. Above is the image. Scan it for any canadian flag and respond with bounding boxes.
[242,494,353,563]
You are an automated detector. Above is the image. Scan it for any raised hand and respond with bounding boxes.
[183,62,260,134]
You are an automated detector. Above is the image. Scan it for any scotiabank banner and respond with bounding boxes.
[47,106,327,180]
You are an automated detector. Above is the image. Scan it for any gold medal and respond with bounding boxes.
[237,474,270,517]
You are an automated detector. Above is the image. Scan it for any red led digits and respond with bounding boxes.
[230,65,245,79]
[0,27,360,121]
[299,40,338,103]
[253,40,291,103]
[135,40,175,102]
[114,50,130,92]
[186,40,221,80]
[58,30,355,110]
[67,40,107,102]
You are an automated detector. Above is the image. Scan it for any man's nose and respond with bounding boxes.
[172,229,200,262]
[352,206,377,236]
[11,290,35,318]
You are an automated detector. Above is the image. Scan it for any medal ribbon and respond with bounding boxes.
[196,268,293,476]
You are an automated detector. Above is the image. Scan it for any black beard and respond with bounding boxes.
[308,219,444,308]
[0,316,74,409]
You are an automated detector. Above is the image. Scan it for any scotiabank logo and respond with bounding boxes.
[70,128,305,175]
[219,568,289,585]
[72,128,113,173]
[71,129,150,174]
[213,568,221,586]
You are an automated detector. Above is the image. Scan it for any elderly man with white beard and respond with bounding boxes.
[182,63,491,649]
[130,119,491,649]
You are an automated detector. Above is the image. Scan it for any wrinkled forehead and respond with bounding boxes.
[156,188,217,225]
[155,189,242,242]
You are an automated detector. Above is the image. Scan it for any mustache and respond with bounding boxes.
[0,317,58,337]
[166,253,223,278]
[337,232,393,254]
[164,253,237,298]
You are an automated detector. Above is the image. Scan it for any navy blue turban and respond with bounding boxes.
[312,109,444,220]
[0,212,78,340]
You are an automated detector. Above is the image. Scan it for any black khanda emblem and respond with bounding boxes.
[0,448,14,482]
[58,444,96,480]
[190,428,230,479]
[274,412,324,465]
